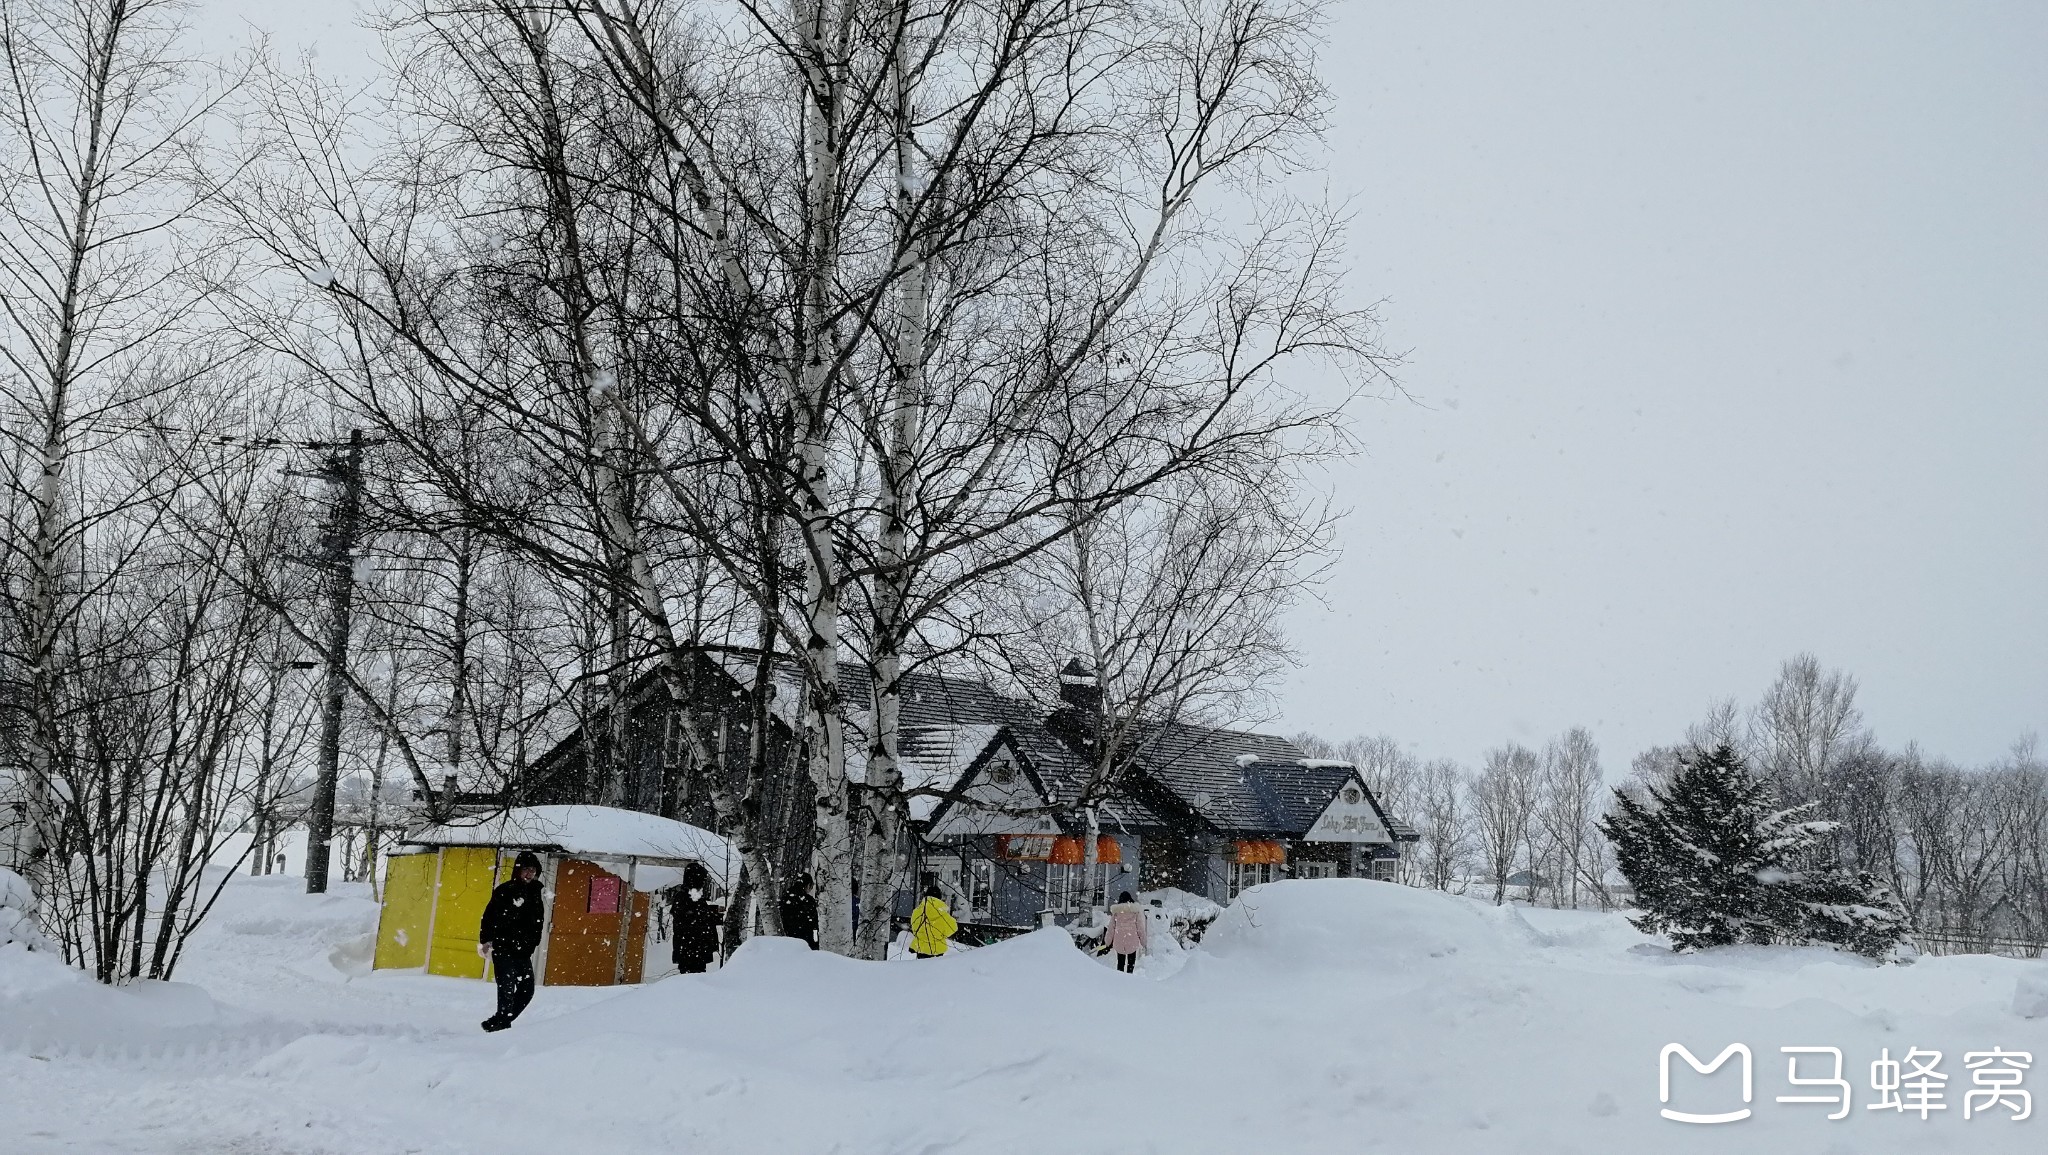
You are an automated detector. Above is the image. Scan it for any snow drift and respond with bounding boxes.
[1200,877,1535,972]
[5,875,2047,1154]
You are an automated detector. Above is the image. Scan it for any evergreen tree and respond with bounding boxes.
[1599,743,1906,959]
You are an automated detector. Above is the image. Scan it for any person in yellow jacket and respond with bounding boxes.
[908,883,957,958]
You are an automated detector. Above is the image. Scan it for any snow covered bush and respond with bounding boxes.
[1598,743,1907,959]
[1140,888,1223,946]
[0,866,53,952]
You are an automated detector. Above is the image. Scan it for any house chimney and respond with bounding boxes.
[1058,657,1101,715]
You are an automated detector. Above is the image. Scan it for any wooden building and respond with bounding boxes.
[372,805,732,987]
[518,651,1417,940]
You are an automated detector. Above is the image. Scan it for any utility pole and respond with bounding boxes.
[304,430,365,894]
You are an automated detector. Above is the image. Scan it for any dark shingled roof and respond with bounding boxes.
[923,723,1172,833]
[1011,726,1170,832]
[536,649,1393,839]
[1115,722,1331,835]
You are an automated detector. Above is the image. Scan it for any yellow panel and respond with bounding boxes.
[372,853,434,970]
[426,847,505,979]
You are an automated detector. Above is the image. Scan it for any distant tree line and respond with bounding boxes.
[1300,652,2044,952]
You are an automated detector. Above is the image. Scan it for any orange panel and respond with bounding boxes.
[542,858,649,986]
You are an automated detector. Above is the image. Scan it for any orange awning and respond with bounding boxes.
[1020,834,1122,865]
[1234,840,1287,865]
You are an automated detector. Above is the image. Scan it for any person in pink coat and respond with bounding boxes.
[1107,891,1148,973]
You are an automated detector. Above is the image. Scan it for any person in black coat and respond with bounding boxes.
[670,863,722,974]
[479,851,546,1032]
[780,874,819,949]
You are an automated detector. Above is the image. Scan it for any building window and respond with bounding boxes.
[967,859,995,919]
[1227,840,1287,898]
[927,854,963,906]
[1372,856,1399,882]
[1046,863,1087,913]
[999,833,1055,861]
[664,713,689,805]
[1296,860,1338,880]
[1228,861,1278,899]
[929,853,997,921]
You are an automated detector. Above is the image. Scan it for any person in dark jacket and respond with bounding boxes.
[479,851,546,1032]
[670,863,722,974]
[780,874,819,949]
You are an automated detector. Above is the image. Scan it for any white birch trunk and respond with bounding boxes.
[855,0,929,961]
[5,0,114,900]
[10,422,66,901]
[791,0,855,957]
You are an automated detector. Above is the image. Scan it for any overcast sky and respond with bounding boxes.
[1285,2,2046,770]
[201,1,2045,773]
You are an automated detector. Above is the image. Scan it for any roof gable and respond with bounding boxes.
[925,731,1063,837]
[1302,772,1396,843]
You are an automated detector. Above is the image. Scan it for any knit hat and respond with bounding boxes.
[513,851,543,875]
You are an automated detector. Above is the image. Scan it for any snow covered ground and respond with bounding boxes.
[4,874,2046,1154]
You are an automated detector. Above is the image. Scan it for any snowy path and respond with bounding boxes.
[5,876,2047,1153]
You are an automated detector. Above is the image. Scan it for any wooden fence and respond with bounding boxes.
[1910,932,2048,960]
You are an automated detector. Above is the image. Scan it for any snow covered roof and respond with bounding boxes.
[539,652,1052,807]
[403,806,735,884]
[1110,724,1320,833]
[712,653,806,728]
[522,650,1401,841]
[899,722,1005,820]
[923,725,1172,834]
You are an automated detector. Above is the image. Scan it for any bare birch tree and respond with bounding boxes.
[218,0,1379,958]
[1750,652,1867,807]
[0,0,241,918]
[1470,742,1538,905]
[1535,727,1602,908]
[1412,757,1469,892]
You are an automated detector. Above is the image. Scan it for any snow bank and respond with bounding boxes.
[8,874,2048,1154]
[2016,967,2048,1019]
[0,942,229,1058]
[0,940,78,1000]
[1139,885,1222,923]
[1199,877,1535,972]
[201,873,384,980]
[208,874,382,944]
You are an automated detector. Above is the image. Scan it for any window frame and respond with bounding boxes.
[962,858,995,919]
